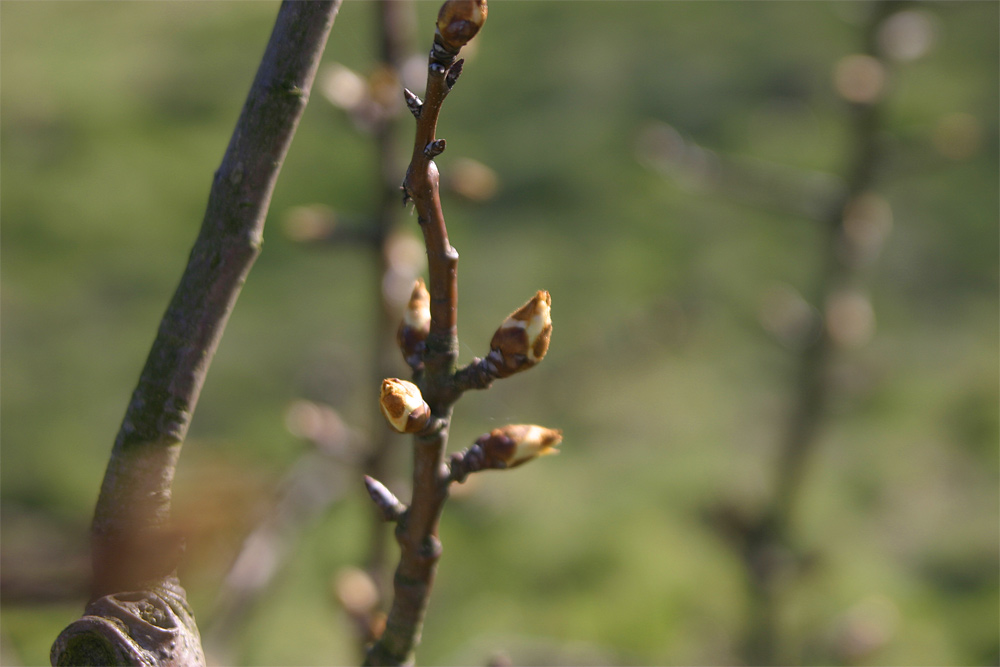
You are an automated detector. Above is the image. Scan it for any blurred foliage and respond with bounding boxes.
[1,1,997,665]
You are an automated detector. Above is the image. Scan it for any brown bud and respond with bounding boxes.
[487,290,552,378]
[477,424,562,469]
[436,0,487,53]
[397,278,431,367]
[379,379,431,434]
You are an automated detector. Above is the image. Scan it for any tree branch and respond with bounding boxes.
[51,2,341,664]
[739,3,896,663]
[364,2,485,664]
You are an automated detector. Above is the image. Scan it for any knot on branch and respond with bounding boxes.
[51,578,205,667]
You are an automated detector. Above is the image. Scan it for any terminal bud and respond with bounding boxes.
[435,0,487,54]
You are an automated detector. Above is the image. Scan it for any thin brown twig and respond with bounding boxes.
[365,4,557,663]
[363,4,481,664]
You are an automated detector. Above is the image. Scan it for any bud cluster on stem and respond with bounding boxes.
[362,2,562,664]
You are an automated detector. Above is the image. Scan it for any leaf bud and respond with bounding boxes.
[379,379,431,434]
[487,290,552,378]
[397,278,431,368]
[477,424,562,469]
[435,0,487,54]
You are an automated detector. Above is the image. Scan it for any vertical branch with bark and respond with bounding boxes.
[49,2,341,665]
[363,2,561,664]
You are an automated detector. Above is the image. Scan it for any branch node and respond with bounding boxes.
[424,139,447,158]
[403,88,423,119]
[419,535,443,561]
[364,476,407,522]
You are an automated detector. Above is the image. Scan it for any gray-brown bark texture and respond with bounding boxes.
[51,2,341,665]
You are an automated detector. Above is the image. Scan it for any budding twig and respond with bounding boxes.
[365,3,479,661]
[366,3,559,664]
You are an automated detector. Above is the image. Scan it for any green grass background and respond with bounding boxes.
[1,1,997,665]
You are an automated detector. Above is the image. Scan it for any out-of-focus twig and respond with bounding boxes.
[203,401,362,663]
[737,3,898,664]
[362,0,419,610]
[637,121,846,223]
[646,3,910,664]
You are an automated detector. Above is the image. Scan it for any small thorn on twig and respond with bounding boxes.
[424,139,447,158]
[403,88,423,119]
[400,184,412,207]
[364,476,406,522]
[445,59,465,90]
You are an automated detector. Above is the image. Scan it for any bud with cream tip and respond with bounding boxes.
[379,379,431,434]
[477,424,562,469]
[487,290,552,378]
[398,278,431,368]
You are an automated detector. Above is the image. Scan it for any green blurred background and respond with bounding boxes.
[1,1,997,665]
